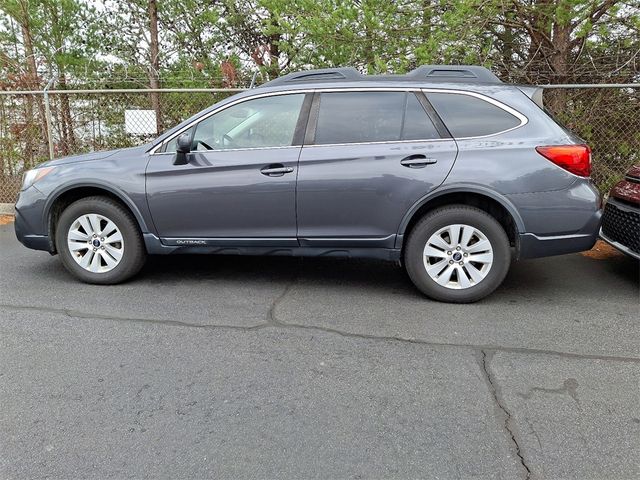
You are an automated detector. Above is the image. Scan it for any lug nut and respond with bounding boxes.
[100,237,104,242]
[464,253,468,257]
[456,246,461,251]
[101,246,105,250]
[459,261,464,265]
[447,251,452,255]
[449,260,454,265]
[93,247,97,252]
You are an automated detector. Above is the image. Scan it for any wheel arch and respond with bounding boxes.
[45,182,149,253]
[396,186,525,251]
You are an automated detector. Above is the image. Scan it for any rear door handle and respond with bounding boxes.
[260,164,294,177]
[400,155,437,168]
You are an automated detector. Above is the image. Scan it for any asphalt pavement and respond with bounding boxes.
[1,222,638,479]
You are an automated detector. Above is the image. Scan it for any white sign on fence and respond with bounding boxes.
[125,110,157,135]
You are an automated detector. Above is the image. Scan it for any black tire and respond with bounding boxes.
[55,196,146,284]
[404,205,511,303]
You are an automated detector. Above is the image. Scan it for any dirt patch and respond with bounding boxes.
[0,214,14,225]
[581,239,623,260]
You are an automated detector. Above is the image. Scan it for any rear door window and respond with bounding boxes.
[426,92,522,138]
[313,92,440,145]
[402,93,441,140]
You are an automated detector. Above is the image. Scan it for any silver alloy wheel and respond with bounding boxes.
[423,224,493,290]
[67,213,124,273]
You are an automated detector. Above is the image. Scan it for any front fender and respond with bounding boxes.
[43,180,151,235]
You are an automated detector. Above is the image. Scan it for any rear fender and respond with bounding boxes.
[396,184,525,247]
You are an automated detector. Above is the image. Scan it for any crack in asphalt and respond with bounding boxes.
[1,301,639,364]
[481,350,532,480]
[0,303,267,332]
[1,281,636,479]
[266,268,300,327]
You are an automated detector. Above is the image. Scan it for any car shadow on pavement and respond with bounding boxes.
[595,253,640,284]
[142,254,417,295]
[138,251,639,303]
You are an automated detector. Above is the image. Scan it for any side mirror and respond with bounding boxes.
[173,133,192,165]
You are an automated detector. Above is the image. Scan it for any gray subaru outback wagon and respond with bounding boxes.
[14,65,601,303]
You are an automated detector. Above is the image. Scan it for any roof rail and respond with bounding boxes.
[258,65,502,87]
[407,65,502,83]
[259,67,362,87]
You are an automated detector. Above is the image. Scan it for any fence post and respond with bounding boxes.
[43,78,55,160]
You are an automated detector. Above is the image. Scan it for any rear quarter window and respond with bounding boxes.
[426,92,522,138]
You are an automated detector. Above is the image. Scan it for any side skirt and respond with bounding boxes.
[143,234,401,261]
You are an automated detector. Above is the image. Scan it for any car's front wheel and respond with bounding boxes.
[55,196,146,284]
[404,205,511,303]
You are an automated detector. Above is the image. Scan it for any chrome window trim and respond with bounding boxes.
[301,137,452,149]
[421,88,529,140]
[150,86,527,154]
[154,145,303,155]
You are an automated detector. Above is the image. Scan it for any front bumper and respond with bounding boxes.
[14,186,55,253]
[14,208,54,252]
[600,228,640,260]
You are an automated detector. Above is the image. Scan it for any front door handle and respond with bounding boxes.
[400,155,437,168]
[260,164,294,177]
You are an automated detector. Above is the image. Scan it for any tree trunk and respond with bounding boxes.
[57,74,77,155]
[148,0,162,134]
[526,0,553,84]
[268,33,281,79]
[266,12,281,79]
[20,25,35,169]
[17,1,35,169]
[363,2,375,73]
[421,0,432,42]
[0,97,6,183]
[546,21,572,113]
[19,0,49,163]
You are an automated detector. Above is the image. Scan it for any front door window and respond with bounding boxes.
[191,94,305,151]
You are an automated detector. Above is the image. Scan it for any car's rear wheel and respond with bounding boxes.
[55,196,146,284]
[404,205,511,303]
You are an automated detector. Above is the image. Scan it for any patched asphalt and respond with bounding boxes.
[1,223,638,479]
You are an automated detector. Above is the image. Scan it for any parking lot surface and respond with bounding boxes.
[1,223,638,479]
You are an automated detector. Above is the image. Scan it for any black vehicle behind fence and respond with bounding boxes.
[600,165,640,260]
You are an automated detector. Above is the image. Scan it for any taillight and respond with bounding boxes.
[535,144,591,177]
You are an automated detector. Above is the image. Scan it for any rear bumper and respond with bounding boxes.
[518,208,601,259]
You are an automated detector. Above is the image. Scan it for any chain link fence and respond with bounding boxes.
[542,86,639,193]
[1,85,638,203]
